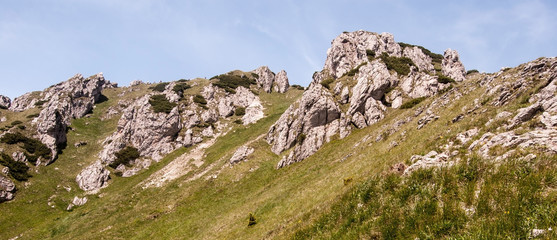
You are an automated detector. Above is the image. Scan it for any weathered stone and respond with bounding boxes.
[274,70,290,93]
[508,102,542,129]
[12,152,27,163]
[230,146,254,164]
[76,161,110,192]
[456,128,479,144]
[0,95,10,109]
[0,175,15,202]
[243,99,264,125]
[404,151,452,175]
[442,49,466,82]
[253,66,275,93]
[129,80,143,86]
[403,46,433,72]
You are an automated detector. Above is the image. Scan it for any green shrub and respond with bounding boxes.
[0,152,31,181]
[380,53,416,76]
[149,95,176,114]
[18,125,26,130]
[109,146,140,169]
[248,213,257,226]
[0,132,51,162]
[150,82,169,92]
[399,42,443,64]
[193,94,207,106]
[172,82,191,96]
[320,78,335,90]
[343,62,367,77]
[234,119,243,125]
[212,74,256,93]
[400,97,427,109]
[437,74,455,84]
[296,133,307,143]
[34,100,48,108]
[466,69,479,75]
[251,73,259,79]
[26,113,40,119]
[291,84,305,90]
[10,120,23,126]
[235,107,246,116]
[366,49,376,58]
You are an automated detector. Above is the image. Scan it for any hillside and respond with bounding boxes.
[0,30,556,239]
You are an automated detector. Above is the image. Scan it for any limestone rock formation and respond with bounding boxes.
[252,66,290,93]
[230,146,254,164]
[76,161,110,192]
[0,95,10,109]
[27,73,115,164]
[404,151,452,175]
[0,175,15,202]
[442,49,466,82]
[268,30,457,168]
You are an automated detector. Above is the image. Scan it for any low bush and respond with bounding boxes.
[466,69,479,75]
[10,120,23,126]
[109,146,140,169]
[149,95,176,114]
[172,82,191,96]
[400,97,427,109]
[437,74,456,84]
[380,53,416,76]
[193,94,207,106]
[0,132,51,162]
[150,82,169,92]
[0,152,31,181]
[26,113,40,119]
[296,133,307,143]
[343,62,367,77]
[291,84,305,90]
[34,100,48,108]
[399,42,443,64]
[212,74,256,93]
[320,78,335,90]
[235,107,246,116]
[248,213,257,226]
[234,119,243,125]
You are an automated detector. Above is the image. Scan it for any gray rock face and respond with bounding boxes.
[470,130,557,158]
[324,31,402,78]
[9,92,38,112]
[230,146,254,165]
[442,49,466,82]
[268,30,455,168]
[76,161,110,192]
[274,70,290,93]
[99,93,182,165]
[0,95,10,109]
[252,66,290,93]
[404,151,452,175]
[0,175,16,202]
[32,73,114,164]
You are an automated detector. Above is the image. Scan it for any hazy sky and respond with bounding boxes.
[1,0,557,99]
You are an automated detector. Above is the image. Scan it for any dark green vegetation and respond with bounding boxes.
[294,154,557,239]
[380,52,416,76]
[150,82,169,92]
[248,213,257,227]
[1,132,52,164]
[343,62,368,77]
[320,78,335,90]
[172,82,191,97]
[291,84,305,90]
[437,74,456,84]
[400,97,427,109]
[235,107,246,116]
[399,42,444,64]
[109,146,140,169]
[212,74,257,93]
[0,152,31,181]
[193,94,207,107]
[148,94,176,114]
[467,69,480,75]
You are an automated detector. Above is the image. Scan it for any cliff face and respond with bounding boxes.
[267,30,466,168]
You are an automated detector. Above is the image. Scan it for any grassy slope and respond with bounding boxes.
[1,67,556,239]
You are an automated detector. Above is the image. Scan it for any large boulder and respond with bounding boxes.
[274,70,290,93]
[442,49,466,82]
[76,161,110,192]
[252,66,290,93]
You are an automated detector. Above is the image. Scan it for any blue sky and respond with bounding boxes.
[1,0,557,99]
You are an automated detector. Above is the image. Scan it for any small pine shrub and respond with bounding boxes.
[10,120,23,126]
[149,95,176,114]
[213,74,256,93]
[291,84,305,90]
[193,94,207,106]
[150,82,169,92]
[0,132,52,161]
[248,213,257,226]
[380,53,416,76]
[0,152,31,181]
[172,82,191,96]
[366,49,376,58]
[34,100,48,108]
[26,113,40,119]
[343,62,367,77]
[320,78,334,90]
[296,133,307,143]
[235,107,246,116]
[437,74,456,84]
[400,97,427,109]
[466,69,479,75]
[109,146,140,169]
[234,119,243,124]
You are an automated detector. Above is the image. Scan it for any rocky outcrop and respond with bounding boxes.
[230,146,254,164]
[9,92,39,112]
[0,95,10,109]
[404,151,452,175]
[252,66,290,93]
[442,49,466,82]
[27,73,115,164]
[99,94,182,164]
[268,30,457,168]
[67,196,88,210]
[274,70,290,93]
[0,175,15,202]
[76,161,110,192]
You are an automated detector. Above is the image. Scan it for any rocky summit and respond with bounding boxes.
[1,30,557,240]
